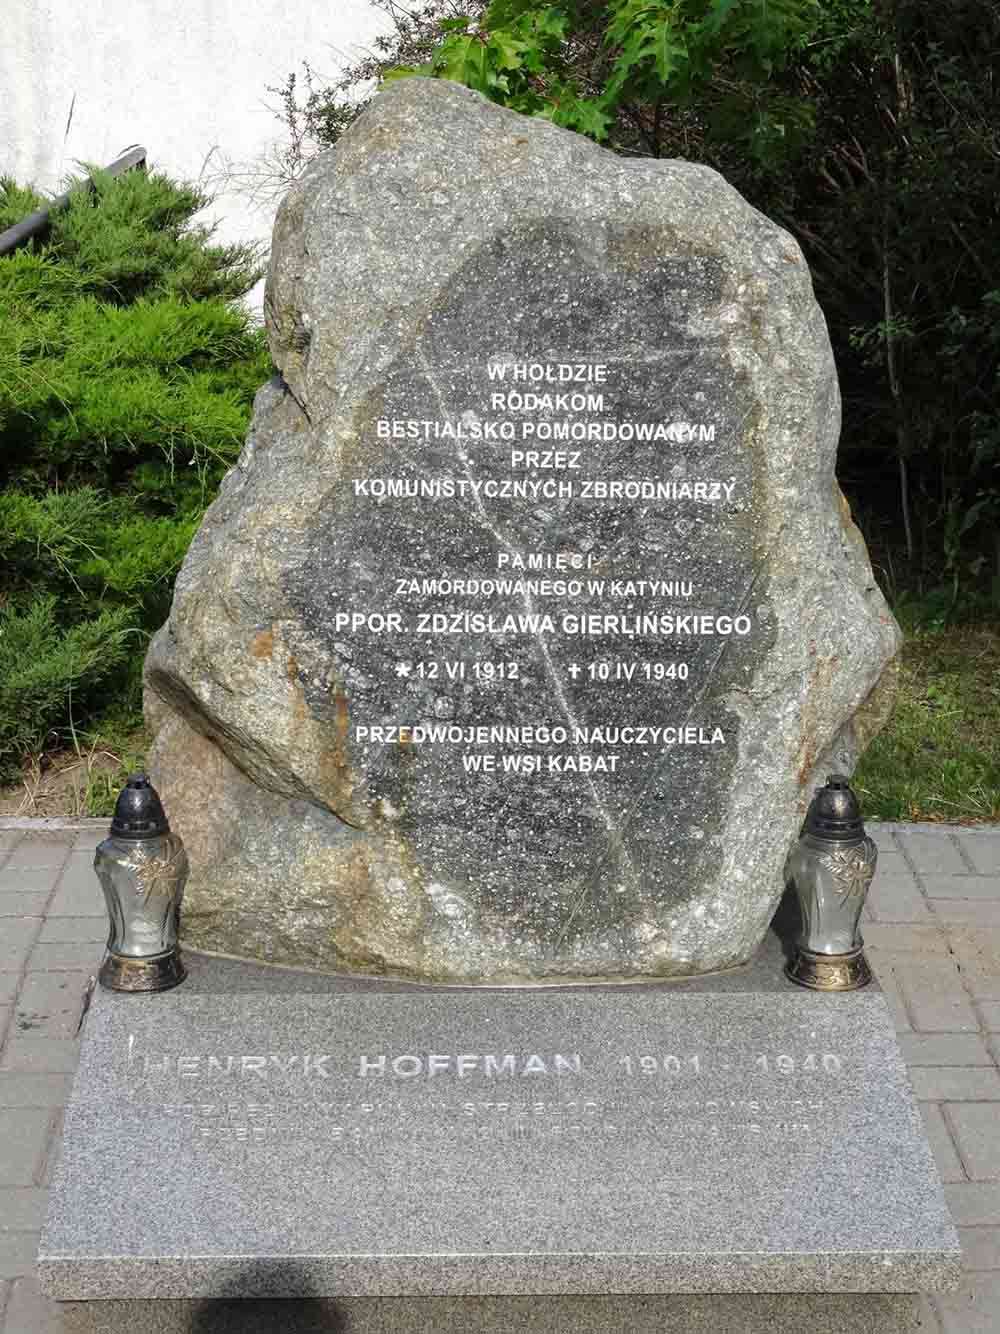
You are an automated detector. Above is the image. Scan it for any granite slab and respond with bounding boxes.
[39,953,960,1301]
[55,1292,935,1334]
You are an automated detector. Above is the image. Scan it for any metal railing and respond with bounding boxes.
[0,146,147,257]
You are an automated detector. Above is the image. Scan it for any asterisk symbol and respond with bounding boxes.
[396,661,412,677]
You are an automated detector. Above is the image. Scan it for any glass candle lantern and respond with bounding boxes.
[94,773,188,992]
[785,774,878,992]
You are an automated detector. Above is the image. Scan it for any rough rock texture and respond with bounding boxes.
[145,77,901,983]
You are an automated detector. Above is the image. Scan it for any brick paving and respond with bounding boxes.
[0,821,999,1331]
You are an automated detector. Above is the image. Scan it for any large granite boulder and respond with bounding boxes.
[145,77,900,983]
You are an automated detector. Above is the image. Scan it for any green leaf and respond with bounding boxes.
[704,0,743,35]
[556,97,614,140]
[433,34,492,90]
[531,6,569,41]
[603,3,687,98]
[490,29,530,71]
[648,24,686,82]
[439,17,473,32]
[484,0,538,24]
[605,30,651,100]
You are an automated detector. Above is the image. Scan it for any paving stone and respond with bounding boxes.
[930,900,1000,927]
[0,1189,47,1231]
[2,1273,63,1334]
[947,1184,1000,1228]
[0,895,48,918]
[63,847,100,867]
[0,1075,73,1107]
[947,931,1000,1002]
[864,956,913,1032]
[917,1294,945,1333]
[863,924,950,954]
[896,961,979,1033]
[38,1109,63,1195]
[933,1272,1000,1333]
[0,1007,9,1045]
[0,1039,82,1074]
[899,1034,992,1067]
[910,1068,1000,1101]
[46,859,104,917]
[959,834,1000,878]
[957,1227,1000,1271]
[25,942,103,974]
[920,1103,966,1184]
[949,1189,1000,1227]
[871,851,909,880]
[38,917,106,944]
[946,1104,1000,1182]
[0,1277,8,1323]
[1,837,70,872]
[0,867,60,895]
[15,973,92,1041]
[874,843,912,864]
[927,876,1000,900]
[0,1110,53,1186]
[39,1111,63,1189]
[867,824,901,853]
[0,977,18,1007]
[869,870,932,923]
[978,1003,1000,1032]
[872,843,921,865]
[899,832,970,877]
[0,921,42,973]
[0,1234,38,1281]
[72,827,106,852]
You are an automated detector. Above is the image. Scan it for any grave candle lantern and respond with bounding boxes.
[94,773,188,991]
[785,774,877,991]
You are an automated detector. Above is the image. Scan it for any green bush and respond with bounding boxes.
[0,166,270,781]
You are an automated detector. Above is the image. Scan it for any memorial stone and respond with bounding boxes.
[144,76,900,982]
[40,79,958,1334]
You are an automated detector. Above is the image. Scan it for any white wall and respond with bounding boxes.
[1,0,386,308]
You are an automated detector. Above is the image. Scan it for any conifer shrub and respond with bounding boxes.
[0,166,270,784]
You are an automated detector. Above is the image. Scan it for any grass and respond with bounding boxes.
[0,717,148,819]
[854,625,1000,823]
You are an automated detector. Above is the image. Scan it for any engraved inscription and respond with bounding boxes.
[130,1035,846,1151]
[284,232,771,958]
[358,1052,583,1077]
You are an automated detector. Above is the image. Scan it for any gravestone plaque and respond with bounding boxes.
[145,77,900,981]
[40,983,959,1301]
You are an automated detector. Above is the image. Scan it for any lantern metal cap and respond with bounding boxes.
[110,773,170,840]
[803,774,864,842]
